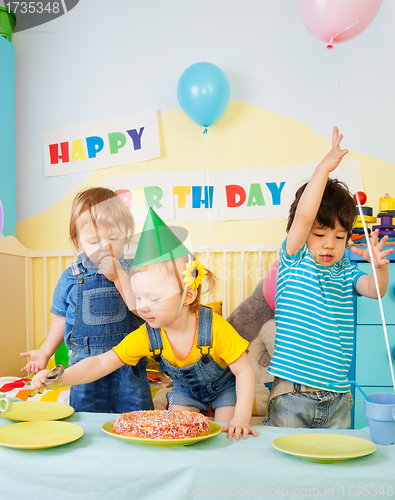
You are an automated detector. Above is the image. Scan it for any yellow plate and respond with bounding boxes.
[0,421,84,449]
[102,420,222,447]
[0,401,74,421]
[272,433,377,463]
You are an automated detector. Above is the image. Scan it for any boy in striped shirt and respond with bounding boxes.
[265,127,393,428]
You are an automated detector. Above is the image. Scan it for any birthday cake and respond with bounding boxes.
[112,409,211,440]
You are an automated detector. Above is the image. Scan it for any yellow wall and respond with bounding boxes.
[18,101,395,251]
[16,101,395,347]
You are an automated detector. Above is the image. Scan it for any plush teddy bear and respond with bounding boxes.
[227,279,275,369]
[227,279,276,415]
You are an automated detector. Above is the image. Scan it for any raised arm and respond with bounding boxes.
[286,127,348,256]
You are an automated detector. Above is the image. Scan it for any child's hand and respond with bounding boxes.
[351,229,394,268]
[98,255,123,282]
[31,369,52,390]
[221,416,258,440]
[319,126,348,174]
[20,350,49,374]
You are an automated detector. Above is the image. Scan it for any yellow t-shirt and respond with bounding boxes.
[113,311,249,369]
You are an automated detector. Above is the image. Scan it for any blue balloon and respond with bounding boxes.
[177,62,230,128]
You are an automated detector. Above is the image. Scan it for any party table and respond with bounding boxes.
[0,412,394,500]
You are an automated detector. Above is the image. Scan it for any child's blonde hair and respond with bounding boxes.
[69,187,135,249]
[130,255,216,313]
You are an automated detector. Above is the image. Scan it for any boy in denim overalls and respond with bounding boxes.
[21,187,153,413]
[32,208,257,439]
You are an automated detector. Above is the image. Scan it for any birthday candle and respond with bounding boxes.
[167,394,173,418]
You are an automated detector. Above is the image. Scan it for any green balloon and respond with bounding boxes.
[54,341,69,368]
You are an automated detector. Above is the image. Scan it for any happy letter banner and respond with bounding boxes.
[105,160,363,223]
[44,112,160,176]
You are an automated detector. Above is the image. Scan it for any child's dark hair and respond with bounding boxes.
[287,178,357,242]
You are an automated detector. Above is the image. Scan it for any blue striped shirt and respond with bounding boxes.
[267,240,365,392]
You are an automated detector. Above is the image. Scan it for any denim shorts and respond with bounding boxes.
[168,382,237,414]
[263,390,353,428]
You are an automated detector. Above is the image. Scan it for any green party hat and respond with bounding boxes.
[132,208,190,268]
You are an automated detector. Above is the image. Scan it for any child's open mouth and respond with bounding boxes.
[320,254,333,262]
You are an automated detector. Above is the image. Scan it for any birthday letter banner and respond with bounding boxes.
[105,160,363,223]
[44,113,160,176]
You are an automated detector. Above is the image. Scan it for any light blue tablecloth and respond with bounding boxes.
[0,412,394,500]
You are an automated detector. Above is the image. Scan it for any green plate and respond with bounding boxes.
[272,433,377,463]
[102,420,222,447]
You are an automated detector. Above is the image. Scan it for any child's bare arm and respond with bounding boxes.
[98,255,137,312]
[352,230,394,298]
[286,127,348,256]
[20,315,66,373]
[222,352,258,440]
[31,349,124,390]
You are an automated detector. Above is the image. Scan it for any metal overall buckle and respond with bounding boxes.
[198,346,211,364]
[151,348,163,363]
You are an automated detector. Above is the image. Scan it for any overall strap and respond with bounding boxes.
[197,305,213,364]
[71,262,86,284]
[123,258,133,273]
[146,323,164,362]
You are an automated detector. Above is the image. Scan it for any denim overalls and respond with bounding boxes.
[68,260,153,413]
[146,306,236,412]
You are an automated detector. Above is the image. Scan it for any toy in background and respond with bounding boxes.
[227,278,276,416]
[372,193,395,243]
[351,191,395,245]
[351,191,376,245]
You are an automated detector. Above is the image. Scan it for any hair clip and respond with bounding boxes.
[182,260,207,289]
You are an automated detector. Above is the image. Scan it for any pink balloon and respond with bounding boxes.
[263,259,279,311]
[297,0,383,49]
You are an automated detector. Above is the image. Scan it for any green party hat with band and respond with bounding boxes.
[131,208,190,268]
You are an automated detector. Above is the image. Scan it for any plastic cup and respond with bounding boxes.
[364,392,395,445]
[0,392,12,413]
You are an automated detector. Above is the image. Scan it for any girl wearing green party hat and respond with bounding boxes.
[32,209,257,440]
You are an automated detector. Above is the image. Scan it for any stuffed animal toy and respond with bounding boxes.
[227,279,276,386]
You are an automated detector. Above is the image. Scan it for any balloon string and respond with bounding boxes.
[204,128,211,250]
[335,55,395,392]
[332,50,348,140]
[204,128,212,303]
[355,192,395,393]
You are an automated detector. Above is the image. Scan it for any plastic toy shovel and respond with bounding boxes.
[24,365,65,397]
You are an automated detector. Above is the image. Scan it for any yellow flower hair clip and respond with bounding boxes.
[182,260,207,289]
